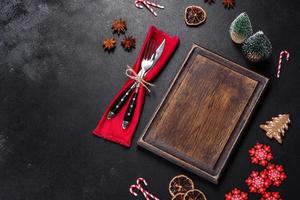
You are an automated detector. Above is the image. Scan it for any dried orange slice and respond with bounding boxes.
[169,175,194,196]
[172,193,185,200]
[183,189,207,200]
[185,6,207,26]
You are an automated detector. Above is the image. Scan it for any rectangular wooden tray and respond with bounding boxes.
[138,44,268,184]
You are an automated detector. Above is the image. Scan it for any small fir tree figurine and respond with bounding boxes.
[242,31,272,63]
[260,114,290,144]
[229,12,253,44]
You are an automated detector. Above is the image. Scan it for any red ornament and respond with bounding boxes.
[249,143,273,166]
[225,188,248,200]
[263,164,287,187]
[261,191,282,200]
[245,171,271,194]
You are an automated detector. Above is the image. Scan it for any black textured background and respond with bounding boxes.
[0,0,299,199]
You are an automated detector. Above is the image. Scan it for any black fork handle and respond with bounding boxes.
[107,84,135,119]
[122,89,138,129]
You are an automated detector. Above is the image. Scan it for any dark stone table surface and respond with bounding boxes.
[0,0,299,199]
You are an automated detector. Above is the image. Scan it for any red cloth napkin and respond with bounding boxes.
[93,26,180,147]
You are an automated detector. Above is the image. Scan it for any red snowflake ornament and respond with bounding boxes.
[249,143,273,166]
[261,192,282,200]
[245,171,271,194]
[263,164,287,187]
[225,188,248,200]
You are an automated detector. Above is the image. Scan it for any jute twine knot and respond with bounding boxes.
[125,65,154,92]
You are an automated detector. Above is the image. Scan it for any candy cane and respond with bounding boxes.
[129,178,160,200]
[130,184,149,199]
[137,178,159,200]
[277,50,290,78]
[134,0,164,17]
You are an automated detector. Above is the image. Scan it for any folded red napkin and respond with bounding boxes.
[93,26,180,147]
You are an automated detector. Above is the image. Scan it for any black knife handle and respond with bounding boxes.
[122,90,138,129]
[107,85,135,119]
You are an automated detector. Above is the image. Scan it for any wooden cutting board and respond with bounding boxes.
[138,44,268,184]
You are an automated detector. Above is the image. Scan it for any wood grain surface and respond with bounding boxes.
[138,45,268,183]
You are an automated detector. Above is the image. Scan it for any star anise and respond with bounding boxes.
[112,18,127,35]
[204,0,215,5]
[121,35,136,51]
[102,37,116,52]
[223,0,235,9]
[185,6,206,26]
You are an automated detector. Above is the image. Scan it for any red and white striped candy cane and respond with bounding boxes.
[130,184,149,199]
[129,177,160,200]
[277,50,290,78]
[134,0,164,17]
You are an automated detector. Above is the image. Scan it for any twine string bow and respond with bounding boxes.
[125,65,154,92]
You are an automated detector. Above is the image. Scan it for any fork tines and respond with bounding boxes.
[143,38,156,60]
